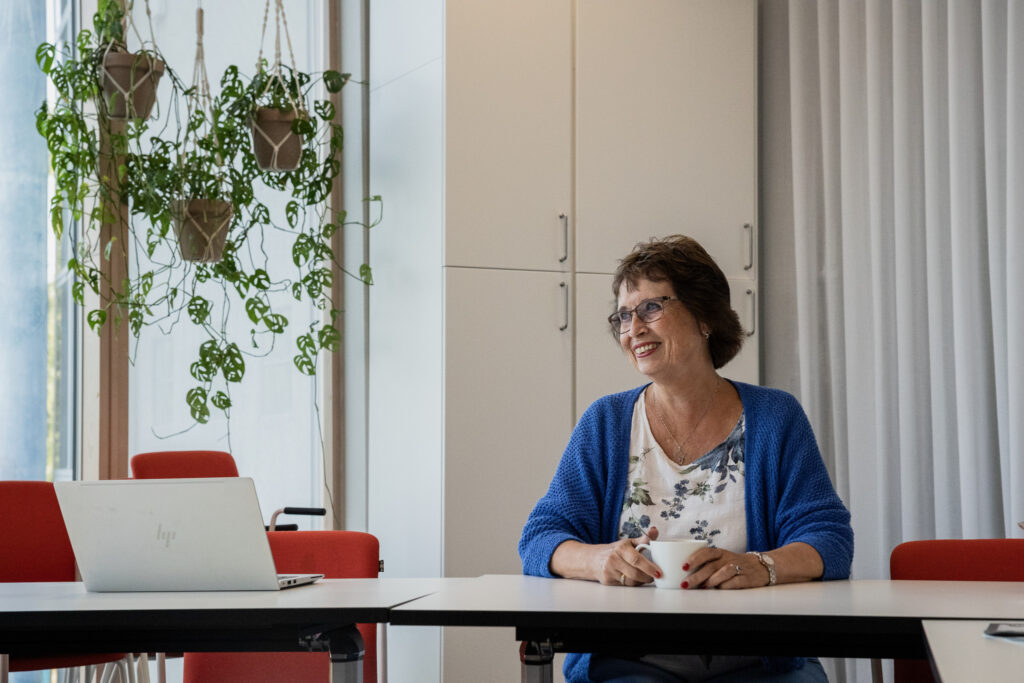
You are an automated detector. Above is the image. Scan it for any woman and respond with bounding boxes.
[519,236,853,682]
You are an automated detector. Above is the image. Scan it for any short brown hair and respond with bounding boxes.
[611,235,743,369]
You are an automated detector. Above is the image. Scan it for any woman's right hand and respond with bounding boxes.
[551,526,662,586]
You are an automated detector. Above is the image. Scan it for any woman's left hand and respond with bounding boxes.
[683,547,768,589]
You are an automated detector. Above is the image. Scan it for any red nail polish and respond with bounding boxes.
[681,581,689,589]
[655,571,662,579]
[682,563,690,571]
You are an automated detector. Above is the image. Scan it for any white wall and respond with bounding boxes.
[367,0,445,679]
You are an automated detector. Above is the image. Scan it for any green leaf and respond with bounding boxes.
[293,353,316,376]
[221,343,245,383]
[35,43,55,74]
[263,312,287,334]
[244,297,268,324]
[285,201,299,228]
[292,233,313,266]
[87,309,106,332]
[296,333,317,356]
[318,324,341,352]
[250,269,271,290]
[186,386,211,424]
[323,70,350,93]
[211,391,232,410]
[314,100,335,121]
[359,263,373,285]
[189,359,214,382]
[187,296,212,325]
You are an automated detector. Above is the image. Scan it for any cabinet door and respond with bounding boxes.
[445,0,572,271]
[444,266,573,682]
[444,266,574,578]
[576,272,647,417]
[575,0,757,277]
[724,277,759,384]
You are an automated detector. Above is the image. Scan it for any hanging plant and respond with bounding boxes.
[35,1,379,427]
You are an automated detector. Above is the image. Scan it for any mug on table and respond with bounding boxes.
[635,538,709,589]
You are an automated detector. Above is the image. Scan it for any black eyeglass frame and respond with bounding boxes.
[608,296,683,334]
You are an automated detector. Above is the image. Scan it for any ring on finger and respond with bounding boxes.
[619,573,626,585]
[733,564,742,576]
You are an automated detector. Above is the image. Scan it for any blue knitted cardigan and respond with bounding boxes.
[518,381,854,683]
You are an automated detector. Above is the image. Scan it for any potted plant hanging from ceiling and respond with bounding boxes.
[236,0,349,172]
[35,1,377,427]
[171,8,236,263]
[95,0,165,120]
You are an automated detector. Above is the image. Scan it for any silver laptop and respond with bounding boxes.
[54,478,323,592]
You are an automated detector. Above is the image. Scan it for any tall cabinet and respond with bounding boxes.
[369,1,756,680]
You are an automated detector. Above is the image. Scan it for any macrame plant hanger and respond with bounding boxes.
[174,3,232,263]
[99,0,164,120]
[252,0,305,171]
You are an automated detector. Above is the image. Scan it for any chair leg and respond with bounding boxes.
[156,652,166,683]
[134,653,150,683]
[870,658,884,683]
[377,623,387,683]
[1,653,9,683]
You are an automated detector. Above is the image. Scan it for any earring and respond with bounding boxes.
[702,329,710,340]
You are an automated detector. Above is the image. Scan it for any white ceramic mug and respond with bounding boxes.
[635,538,709,589]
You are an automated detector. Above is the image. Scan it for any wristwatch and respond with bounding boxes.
[747,551,776,586]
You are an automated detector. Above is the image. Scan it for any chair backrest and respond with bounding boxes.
[0,481,76,582]
[890,539,1024,683]
[183,530,381,683]
[890,539,1024,581]
[130,450,239,479]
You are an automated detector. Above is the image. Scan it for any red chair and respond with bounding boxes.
[889,539,1024,683]
[130,450,239,479]
[0,481,128,683]
[182,530,381,683]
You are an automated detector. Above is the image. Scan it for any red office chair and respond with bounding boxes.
[130,450,239,479]
[889,538,1024,683]
[0,481,129,683]
[182,530,381,683]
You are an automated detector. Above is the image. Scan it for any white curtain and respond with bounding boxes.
[762,0,1024,678]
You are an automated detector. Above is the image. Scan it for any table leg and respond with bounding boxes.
[300,624,365,683]
[520,640,554,683]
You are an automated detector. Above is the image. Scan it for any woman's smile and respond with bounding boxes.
[632,342,660,358]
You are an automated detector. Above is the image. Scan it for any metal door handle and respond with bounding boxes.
[744,223,754,271]
[746,288,756,336]
[559,281,569,331]
[558,213,568,263]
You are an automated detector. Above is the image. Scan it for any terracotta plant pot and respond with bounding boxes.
[171,199,234,263]
[251,107,303,171]
[100,51,165,120]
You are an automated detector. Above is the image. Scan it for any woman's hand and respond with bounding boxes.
[682,547,769,589]
[550,527,663,586]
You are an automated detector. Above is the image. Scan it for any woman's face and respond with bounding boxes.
[615,277,710,381]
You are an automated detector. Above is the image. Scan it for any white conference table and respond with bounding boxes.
[923,619,1024,683]
[4,575,1024,682]
[0,578,442,681]
[390,575,1024,678]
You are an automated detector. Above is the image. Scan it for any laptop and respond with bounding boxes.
[54,477,323,592]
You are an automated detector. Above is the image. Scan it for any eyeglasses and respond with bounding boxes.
[608,296,682,334]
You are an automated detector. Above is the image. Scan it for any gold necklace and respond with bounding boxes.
[650,378,721,465]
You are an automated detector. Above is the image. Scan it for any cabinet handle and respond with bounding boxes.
[746,288,756,336]
[744,223,754,271]
[559,281,569,331]
[558,213,569,263]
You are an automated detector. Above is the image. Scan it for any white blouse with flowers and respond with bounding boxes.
[617,389,747,553]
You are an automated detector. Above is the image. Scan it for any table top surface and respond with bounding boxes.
[0,577,445,615]
[923,620,1024,683]
[390,575,1024,627]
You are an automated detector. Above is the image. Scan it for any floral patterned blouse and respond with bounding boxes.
[617,388,747,553]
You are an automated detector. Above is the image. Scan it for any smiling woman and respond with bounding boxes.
[519,235,853,683]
